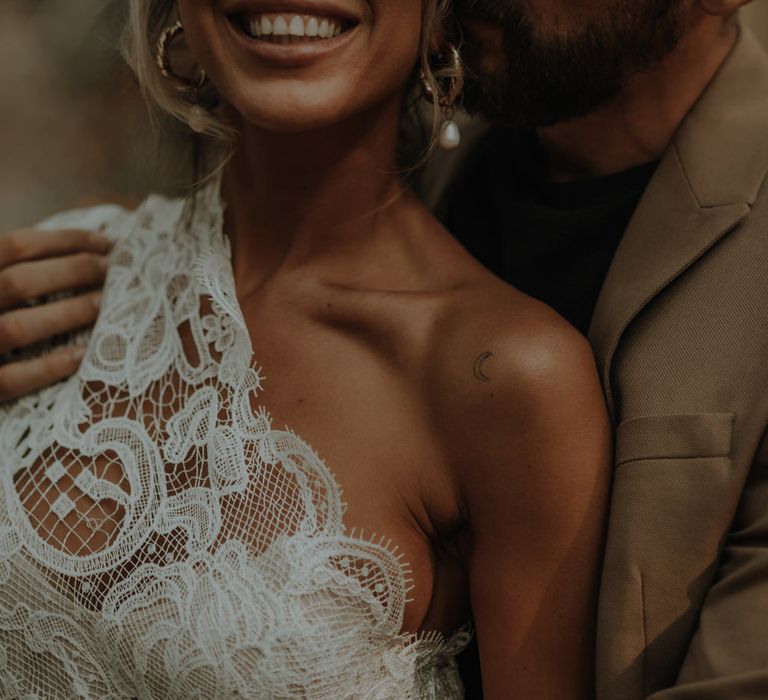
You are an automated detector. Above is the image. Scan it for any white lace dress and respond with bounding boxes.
[0,182,471,699]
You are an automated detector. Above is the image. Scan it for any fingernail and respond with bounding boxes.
[97,256,110,272]
[71,346,87,361]
[91,291,103,309]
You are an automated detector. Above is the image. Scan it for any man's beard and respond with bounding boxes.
[458,0,685,128]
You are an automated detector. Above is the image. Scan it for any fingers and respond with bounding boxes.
[0,228,112,268]
[0,344,86,403]
[0,228,110,401]
[0,291,102,354]
[0,253,108,312]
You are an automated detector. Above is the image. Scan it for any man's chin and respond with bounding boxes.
[457,45,614,130]
[457,0,684,129]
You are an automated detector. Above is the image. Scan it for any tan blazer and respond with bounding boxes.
[422,22,768,700]
[592,24,768,700]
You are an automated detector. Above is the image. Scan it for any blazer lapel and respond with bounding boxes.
[589,26,768,417]
[588,157,748,415]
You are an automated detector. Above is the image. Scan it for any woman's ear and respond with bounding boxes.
[697,0,754,16]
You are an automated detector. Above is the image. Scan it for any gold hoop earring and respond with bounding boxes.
[157,21,207,91]
[156,20,209,133]
[420,44,464,151]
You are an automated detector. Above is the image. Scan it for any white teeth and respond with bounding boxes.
[272,15,289,35]
[244,14,348,41]
[289,16,305,36]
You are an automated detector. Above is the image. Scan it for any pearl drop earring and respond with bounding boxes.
[439,113,461,151]
[420,44,465,152]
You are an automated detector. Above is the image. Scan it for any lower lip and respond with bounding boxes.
[224,17,360,67]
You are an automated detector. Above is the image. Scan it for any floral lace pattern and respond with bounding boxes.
[0,184,471,698]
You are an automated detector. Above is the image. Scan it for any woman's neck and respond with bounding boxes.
[221,97,410,296]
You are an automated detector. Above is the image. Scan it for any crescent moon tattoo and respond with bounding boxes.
[473,351,495,382]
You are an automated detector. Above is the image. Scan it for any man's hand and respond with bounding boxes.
[0,227,111,401]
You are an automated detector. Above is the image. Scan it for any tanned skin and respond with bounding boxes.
[178,0,612,697]
[9,1,757,693]
[8,1,612,696]
[0,229,111,400]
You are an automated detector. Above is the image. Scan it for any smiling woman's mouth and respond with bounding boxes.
[233,13,357,44]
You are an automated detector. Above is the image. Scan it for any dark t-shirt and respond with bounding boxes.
[439,127,659,334]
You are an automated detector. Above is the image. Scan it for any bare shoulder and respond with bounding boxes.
[429,278,602,436]
[426,277,611,528]
[407,224,611,693]
[427,277,611,697]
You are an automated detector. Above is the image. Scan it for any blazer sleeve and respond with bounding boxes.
[647,426,768,699]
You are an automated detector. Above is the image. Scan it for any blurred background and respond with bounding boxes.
[0,0,178,230]
[1,0,766,231]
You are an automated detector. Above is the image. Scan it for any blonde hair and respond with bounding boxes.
[121,1,462,164]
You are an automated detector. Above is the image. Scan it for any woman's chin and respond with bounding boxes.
[228,86,374,135]
[234,106,351,135]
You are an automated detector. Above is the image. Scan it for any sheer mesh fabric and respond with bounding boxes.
[0,184,471,698]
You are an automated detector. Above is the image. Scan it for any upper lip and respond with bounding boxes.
[220,0,362,23]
